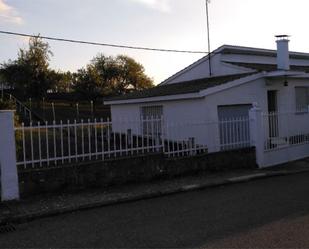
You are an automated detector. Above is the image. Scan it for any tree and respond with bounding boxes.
[113,55,153,94]
[50,70,73,93]
[73,54,154,100]
[72,66,102,101]
[1,36,54,101]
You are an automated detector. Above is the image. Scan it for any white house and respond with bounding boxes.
[105,36,309,163]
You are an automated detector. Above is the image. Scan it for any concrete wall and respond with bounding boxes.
[18,148,256,197]
[263,144,309,167]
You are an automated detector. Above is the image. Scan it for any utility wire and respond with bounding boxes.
[0,30,208,54]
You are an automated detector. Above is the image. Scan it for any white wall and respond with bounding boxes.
[111,78,268,152]
[111,76,309,156]
[163,53,254,85]
[111,98,212,150]
[164,50,309,85]
[263,78,309,138]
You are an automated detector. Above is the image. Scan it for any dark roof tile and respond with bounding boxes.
[106,73,255,101]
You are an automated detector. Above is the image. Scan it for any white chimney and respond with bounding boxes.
[276,35,290,71]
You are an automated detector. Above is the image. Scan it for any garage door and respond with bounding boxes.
[218,105,252,150]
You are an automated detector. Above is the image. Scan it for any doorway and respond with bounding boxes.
[267,90,278,137]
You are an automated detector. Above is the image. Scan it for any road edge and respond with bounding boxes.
[2,168,309,225]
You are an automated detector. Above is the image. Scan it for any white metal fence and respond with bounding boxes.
[219,116,250,150]
[263,112,309,151]
[252,110,309,168]
[15,116,251,169]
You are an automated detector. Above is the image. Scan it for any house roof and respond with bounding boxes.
[221,45,309,60]
[225,62,309,72]
[106,73,255,102]
[160,44,309,85]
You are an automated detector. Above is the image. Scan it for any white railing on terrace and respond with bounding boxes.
[263,111,309,151]
[15,116,251,169]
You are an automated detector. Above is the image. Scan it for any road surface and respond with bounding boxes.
[1,172,309,248]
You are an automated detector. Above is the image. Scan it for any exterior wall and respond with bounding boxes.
[111,98,206,123]
[163,53,252,85]
[110,77,309,155]
[111,78,268,152]
[111,99,207,140]
[202,78,267,151]
[203,78,267,120]
[263,78,309,138]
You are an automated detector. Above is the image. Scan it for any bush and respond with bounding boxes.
[0,99,15,110]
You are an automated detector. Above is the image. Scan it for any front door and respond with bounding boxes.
[267,90,278,137]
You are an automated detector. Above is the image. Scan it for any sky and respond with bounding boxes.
[1,0,309,84]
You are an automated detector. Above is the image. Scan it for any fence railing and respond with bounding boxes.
[262,111,309,151]
[15,116,251,169]
[8,94,32,121]
[15,118,163,169]
[219,116,250,151]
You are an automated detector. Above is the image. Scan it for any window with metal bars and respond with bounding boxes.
[140,106,163,136]
[295,87,309,113]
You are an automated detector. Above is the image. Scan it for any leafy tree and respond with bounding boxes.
[72,65,102,101]
[113,55,153,94]
[1,36,54,102]
[50,70,73,93]
[73,54,154,100]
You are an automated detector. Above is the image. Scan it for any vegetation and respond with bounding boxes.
[73,54,154,101]
[1,36,154,103]
[0,98,15,110]
[0,35,154,123]
[1,36,54,103]
[0,98,21,129]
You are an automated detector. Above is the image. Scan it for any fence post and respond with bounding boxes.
[189,137,195,156]
[0,110,20,201]
[127,129,132,147]
[249,105,264,168]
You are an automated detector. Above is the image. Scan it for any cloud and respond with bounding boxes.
[129,0,171,12]
[0,0,23,24]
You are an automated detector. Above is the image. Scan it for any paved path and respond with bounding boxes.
[1,172,309,248]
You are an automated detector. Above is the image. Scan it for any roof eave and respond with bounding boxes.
[104,92,203,105]
[265,70,306,78]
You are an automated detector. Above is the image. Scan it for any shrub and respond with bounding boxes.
[0,99,15,110]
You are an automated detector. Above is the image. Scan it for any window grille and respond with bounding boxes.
[140,106,163,135]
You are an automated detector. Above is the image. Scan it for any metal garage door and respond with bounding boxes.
[218,104,252,150]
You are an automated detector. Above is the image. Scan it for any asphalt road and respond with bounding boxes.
[1,172,309,248]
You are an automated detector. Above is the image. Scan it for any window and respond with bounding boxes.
[295,87,309,112]
[140,106,163,135]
